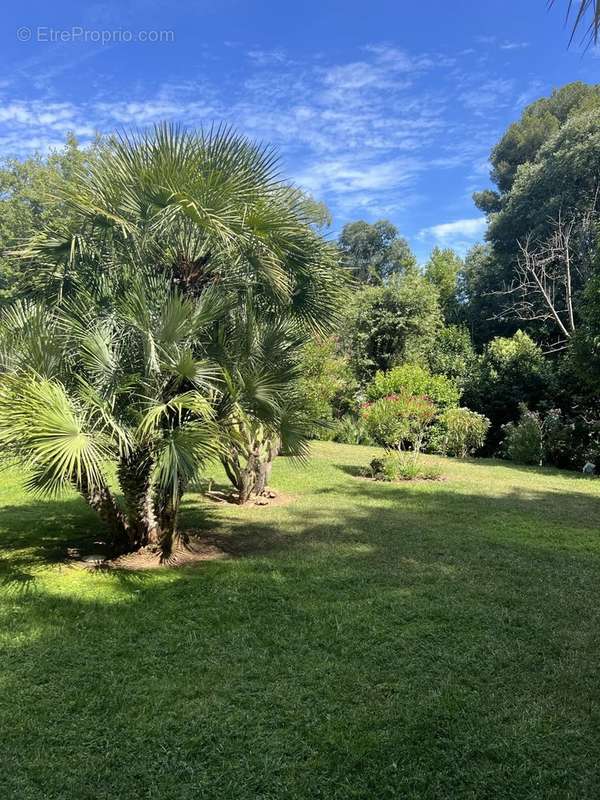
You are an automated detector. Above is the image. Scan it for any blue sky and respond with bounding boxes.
[1,1,599,261]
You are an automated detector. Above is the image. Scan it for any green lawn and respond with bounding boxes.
[1,441,600,799]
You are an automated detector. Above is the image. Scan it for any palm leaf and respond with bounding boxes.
[0,375,111,496]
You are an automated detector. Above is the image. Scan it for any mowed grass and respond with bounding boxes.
[1,441,600,800]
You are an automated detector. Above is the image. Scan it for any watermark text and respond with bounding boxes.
[17,26,175,44]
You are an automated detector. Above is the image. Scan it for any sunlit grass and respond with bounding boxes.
[1,441,600,799]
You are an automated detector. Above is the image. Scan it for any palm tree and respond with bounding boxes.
[2,124,347,551]
[0,276,222,556]
[211,300,314,503]
[550,1,600,46]
[18,123,345,332]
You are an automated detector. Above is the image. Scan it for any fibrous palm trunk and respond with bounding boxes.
[79,474,129,552]
[118,450,182,556]
[118,449,160,551]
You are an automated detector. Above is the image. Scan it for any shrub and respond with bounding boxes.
[327,415,374,445]
[297,338,357,434]
[463,330,550,452]
[344,275,443,381]
[369,452,442,481]
[361,392,436,452]
[366,363,460,409]
[436,407,491,458]
[501,405,543,465]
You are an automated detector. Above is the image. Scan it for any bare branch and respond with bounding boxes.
[496,193,599,339]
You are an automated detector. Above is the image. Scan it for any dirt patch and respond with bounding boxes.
[68,536,230,572]
[204,489,297,509]
[352,473,447,484]
[109,537,229,570]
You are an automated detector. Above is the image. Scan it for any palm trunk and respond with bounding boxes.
[118,449,160,551]
[79,475,129,552]
[223,438,279,503]
[254,439,279,495]
[222,448,259,504]
[237,461,257,504]
[154,490,184,558]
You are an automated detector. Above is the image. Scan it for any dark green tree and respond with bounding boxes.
[338,220,416,285]
[344,273,442,381]
[0,134,96,304]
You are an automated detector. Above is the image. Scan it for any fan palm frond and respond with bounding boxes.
[550,0,600,46]
[151,420,221,503]
[0,375,111,496]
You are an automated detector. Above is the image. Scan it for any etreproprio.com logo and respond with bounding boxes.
[16,26,175,44]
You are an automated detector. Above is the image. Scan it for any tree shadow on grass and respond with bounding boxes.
[2,461,600,595]
[2,479,600,799]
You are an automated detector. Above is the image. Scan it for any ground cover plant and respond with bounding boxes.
[1,440,600,799]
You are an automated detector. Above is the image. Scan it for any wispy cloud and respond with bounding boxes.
[459,78,515,114]
[500,41,529,50]
[419,216,487,252]
[0,36,542,257]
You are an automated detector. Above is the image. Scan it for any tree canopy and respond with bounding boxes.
[338,219,417,285]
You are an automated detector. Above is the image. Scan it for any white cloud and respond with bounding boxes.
[247,49,289,66]
[418,217,487,252]
[296,155,422,196]
[0,38,527,245]
[500,41,529,51]
[460,79,514,114]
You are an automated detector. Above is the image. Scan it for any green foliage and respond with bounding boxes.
[338,219,416,285]
[477,82,600,199]
[17,123,348,329]
[461,244,516,345]
[501,405,543,465]
[323,415,374,446]
[369,451,443,481]
[0,124,346,542]
[424,247,463,322]
[470,83,600,354]
[464,331,550,449]
[427,325,478,390]
[434,407,491,458]
[472,84,600,348]
[297,337,357,432]
[345,274,443,380]
[0,135,95,304]
[542,408,600,469]
[366,363,460,409]
[361,393,436,452]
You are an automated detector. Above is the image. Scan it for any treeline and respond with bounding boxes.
[302,82,600,470]
[1,82,599,471]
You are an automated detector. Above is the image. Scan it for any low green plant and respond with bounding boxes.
[369,452,443,481]
[330,415,374,445]
[501,405,543,465]
[436,407,491,458]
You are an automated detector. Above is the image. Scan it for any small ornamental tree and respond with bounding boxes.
[361,393,436,462]
[437,407,491,458]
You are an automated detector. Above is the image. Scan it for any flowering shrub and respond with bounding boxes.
[366,364,460,409]
[360,392,436,453]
